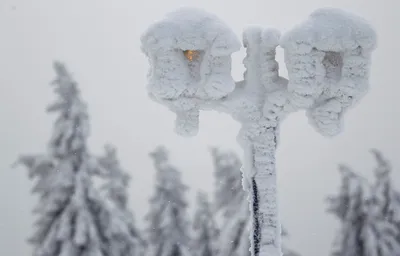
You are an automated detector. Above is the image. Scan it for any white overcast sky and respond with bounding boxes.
[0,0,399,256]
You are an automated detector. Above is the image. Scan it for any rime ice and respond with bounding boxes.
[141,7,377,256]
[141,7,241,136]
[281,8,377,136]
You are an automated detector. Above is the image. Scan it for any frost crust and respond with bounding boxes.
[141,7,241,136]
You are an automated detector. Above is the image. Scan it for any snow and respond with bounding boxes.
[97,144,145,256]
[17,62,144,256]
[192,192,219,256]
[146,146,192,256]
[280,8,377,52]
[141,7,241,136]
[141,7,241,57]
[211,148,252,256]
[20,62,111,256]
[141,7,377,256]
[328,151,400,256]
[281,7,377,136]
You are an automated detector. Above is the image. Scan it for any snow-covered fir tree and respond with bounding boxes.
[370,150,400,255]
[210,147,250,256]
[16,61,111,256]
[327,166,368,256]
[211,147,245,219]
[192,191,219,256]
[99,145,130,209]
[210,147,300,256]
[327,163,400,256]
[146,146,192,256]
[97,144,145,256]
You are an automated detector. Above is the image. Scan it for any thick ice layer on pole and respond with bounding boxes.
[280,7,377,136]
[141,7,241,136]
[226,26,287,147]
[226,26,285,256]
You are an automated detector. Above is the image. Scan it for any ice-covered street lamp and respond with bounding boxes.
[141,7,376,256]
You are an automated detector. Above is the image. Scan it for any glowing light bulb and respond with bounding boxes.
[183,50,199,61]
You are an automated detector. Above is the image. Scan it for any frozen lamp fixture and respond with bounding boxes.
[141,7,377,256]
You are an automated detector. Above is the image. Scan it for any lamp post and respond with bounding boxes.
[141,7,376,256]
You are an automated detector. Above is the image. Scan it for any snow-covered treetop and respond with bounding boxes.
[141,7,241,56]
[370,149,391,179]
[327,151,400,256]
[326,164,370,221]
[47,61,90,158]
[148,145,189,199]
[148,145,169,165]
[280,8,377,52]
[146,146,191,256]
[48,62,82,110]
[99,144,131,209]
[210,147,245,217]
[99,144,130,183]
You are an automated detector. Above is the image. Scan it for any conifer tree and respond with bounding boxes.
[98,144,145,256]
[17,62,110,256]
[146,146,192,256]
[210,147,250,256]
[327,166,369,256]
[192,191,219,256]
[370,150,400,255]
[327,163,400,256]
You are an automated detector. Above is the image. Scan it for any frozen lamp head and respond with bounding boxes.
[280,7,377,137]
[140,7,241,137]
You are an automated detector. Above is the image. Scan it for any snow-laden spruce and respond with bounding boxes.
[192,191,219,256]
[141,7,377,256]
[146,146,192,256]
[211,147,251,256]
[327,153,400,256]
[370,150,400,227]
[16,62,111,256]
[97,144,145,256]
[370,150,400,255]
